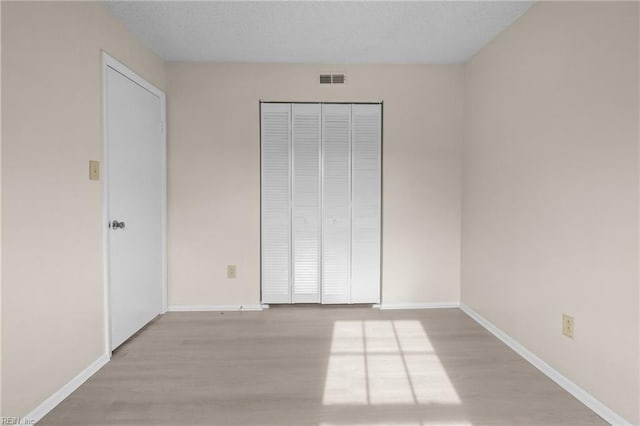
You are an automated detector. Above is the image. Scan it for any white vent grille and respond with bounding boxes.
[332,74,345,84]
[320,74,346,85]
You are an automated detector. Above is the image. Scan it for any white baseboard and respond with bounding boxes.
[460,303,631,426]
[167,304,264,312]
[22,353,109,424]
[378,302,459,310]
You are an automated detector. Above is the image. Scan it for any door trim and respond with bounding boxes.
[101,52,167,355]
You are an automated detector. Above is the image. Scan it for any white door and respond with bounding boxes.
[106,65,164,350]
[261,103,292,304]
[351,104,382,303]
[260,102,381,305]
[292,104,321,303]
[321,104,352,304]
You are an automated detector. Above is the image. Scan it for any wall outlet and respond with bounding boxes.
[89,160,100,181]
[227,264,237,279]
[562,314,574,338]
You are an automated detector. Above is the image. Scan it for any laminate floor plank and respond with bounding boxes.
[39,307,606,426]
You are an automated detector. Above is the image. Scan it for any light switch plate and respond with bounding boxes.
[89,160,100,181]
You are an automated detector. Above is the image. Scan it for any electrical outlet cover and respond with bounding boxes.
[227,265,237,279]
[562,314,574,338]
[89,160,100,181]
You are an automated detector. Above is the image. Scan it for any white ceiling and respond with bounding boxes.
[102,1,534,64]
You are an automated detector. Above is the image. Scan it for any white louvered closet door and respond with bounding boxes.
[292,104,321,303]
[351,104,382,303]
[261,103,291,304]
[321,104,352,304]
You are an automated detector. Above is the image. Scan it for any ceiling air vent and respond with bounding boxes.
[319,73,345,85]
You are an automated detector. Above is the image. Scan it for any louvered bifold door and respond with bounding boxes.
[261,103,292,303]
[321,104,352,304]
[292,104,321,303]
[351,104,382,303]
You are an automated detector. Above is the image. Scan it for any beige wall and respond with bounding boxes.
[1,1,165,418]
[166,63,464,307]
[462,1,639,423]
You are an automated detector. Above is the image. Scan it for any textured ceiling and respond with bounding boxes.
[102,1,534,64]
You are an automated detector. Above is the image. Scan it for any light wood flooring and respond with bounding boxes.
[39,306,606,425]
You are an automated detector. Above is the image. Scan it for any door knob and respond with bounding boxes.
[111,220,126,230]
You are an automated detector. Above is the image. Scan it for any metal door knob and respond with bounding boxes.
[111,220,126,230]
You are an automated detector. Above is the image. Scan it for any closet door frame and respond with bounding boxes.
[259,101,383,305]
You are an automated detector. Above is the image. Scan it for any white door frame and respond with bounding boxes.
[101,51,167,355]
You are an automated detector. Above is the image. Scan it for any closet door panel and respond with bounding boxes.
[351,104,382,303]
[292,104,321,303]
[321,104,352,304]
[261,103,291,303]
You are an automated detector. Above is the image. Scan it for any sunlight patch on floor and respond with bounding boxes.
[323,320,461,406]
[323,355,368,404]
